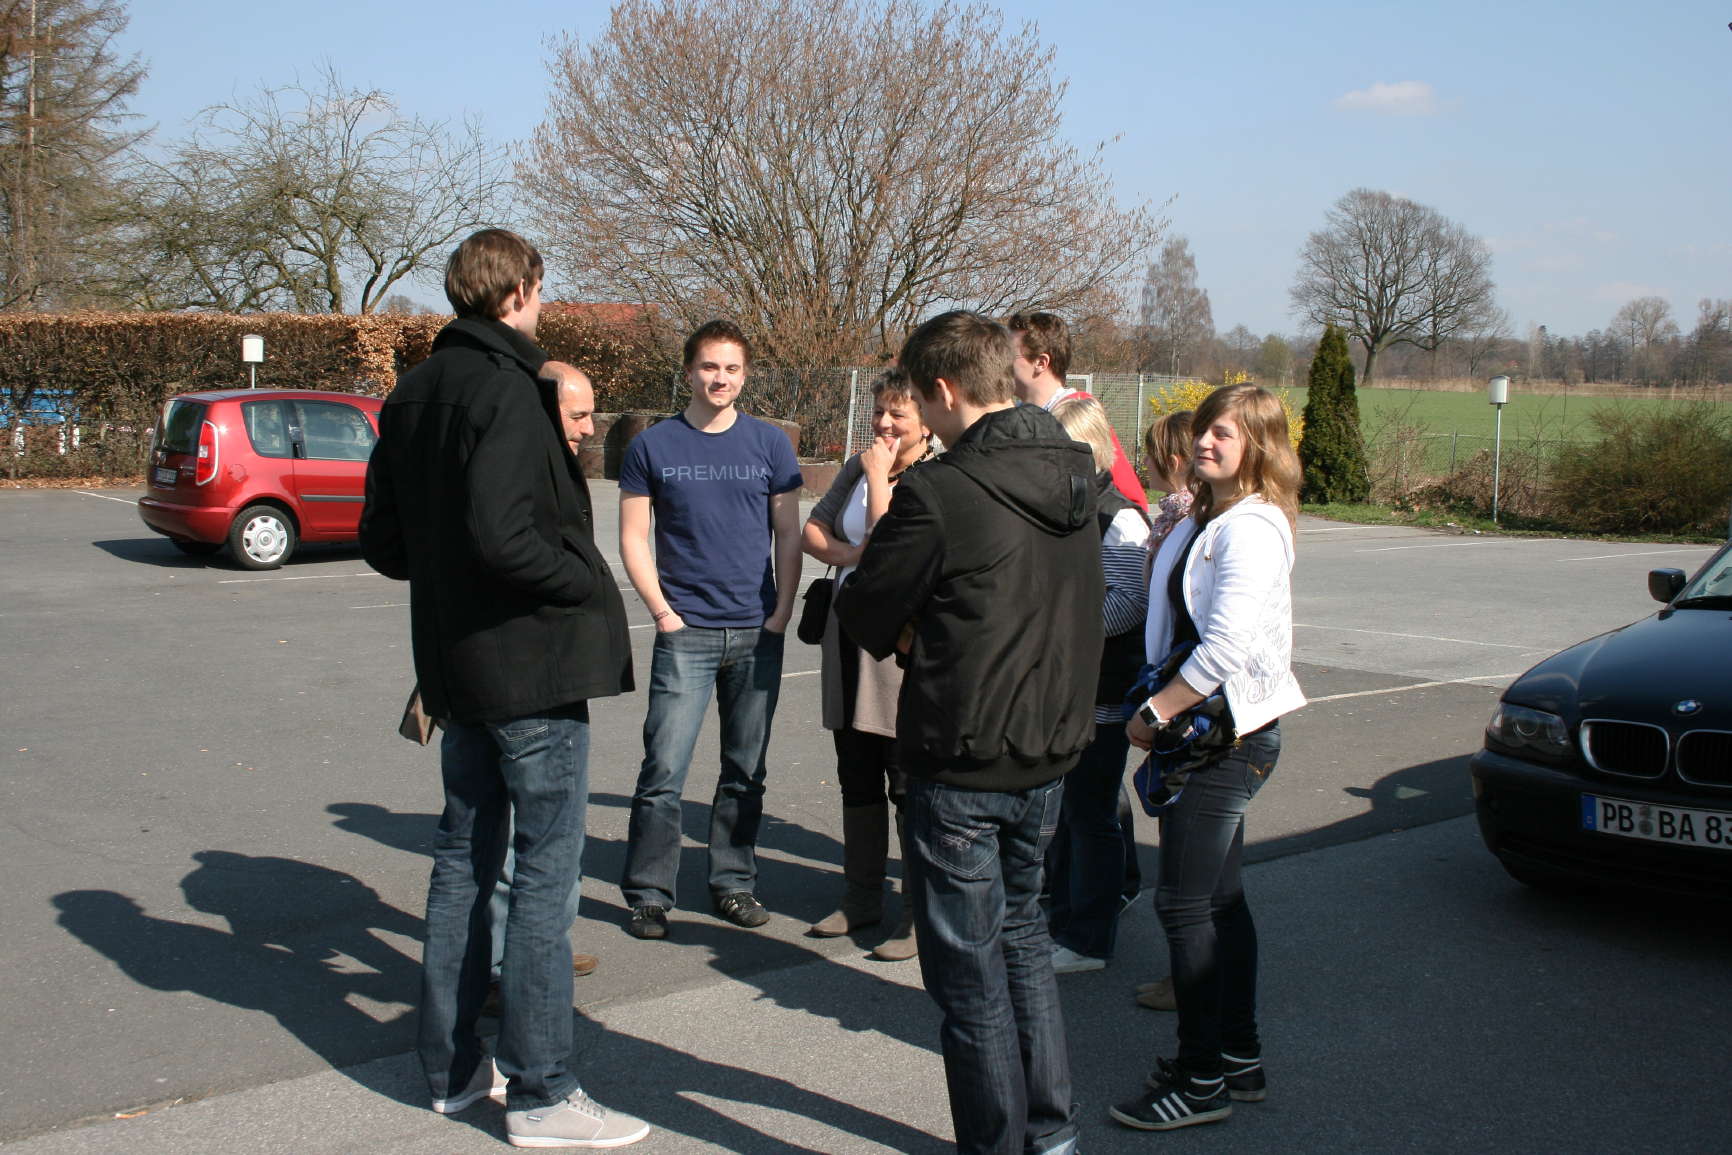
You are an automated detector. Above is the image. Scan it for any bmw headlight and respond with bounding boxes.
[1485,703,1573,763]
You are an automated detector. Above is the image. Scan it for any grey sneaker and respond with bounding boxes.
[430,1058,505,1114]
[506,1090,650,1148]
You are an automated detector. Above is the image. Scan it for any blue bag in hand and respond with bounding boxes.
[1125,645,1238,817]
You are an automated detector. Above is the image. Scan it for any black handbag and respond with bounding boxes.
[796,569,836,644]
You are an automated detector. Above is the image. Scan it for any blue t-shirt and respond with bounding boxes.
[618,412,805,627]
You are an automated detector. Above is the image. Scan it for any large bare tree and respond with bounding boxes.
[119,68,509,313]
[1610,296,1679,385]
[1138,235,1212,376]
[520,0,1161,366]
[0,0,144,309]
[1290,188,1497,387]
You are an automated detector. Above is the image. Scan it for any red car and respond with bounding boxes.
[137,389,383,569]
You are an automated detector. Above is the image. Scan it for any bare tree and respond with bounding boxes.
[0,0,144,309]
[1610,296,1679,385]
[1685,298,1731,386]
[119,68,509,313]
[1253,333,1291,385]
[1290,188,1497,387]
[1219,323,1259,373]
[1138,235,1212,376]
[1458,304,1511,378]
[520,0,1161,366]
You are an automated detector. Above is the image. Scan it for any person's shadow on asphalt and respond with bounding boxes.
[52,851,427,1107]
[325,799,951,1149]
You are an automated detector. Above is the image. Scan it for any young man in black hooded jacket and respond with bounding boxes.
[835,310,1103,1155]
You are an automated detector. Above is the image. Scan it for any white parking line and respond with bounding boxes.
[1307,674,1520,704]
[1355,540,1507,553]
[219,571,381,585]
[1301,525,1382,533]
[1294,623,1533,650]
[73,490,138,505]
[1558,547,1713,562]
[350,602,408,610]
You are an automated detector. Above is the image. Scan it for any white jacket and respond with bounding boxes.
[1144,495,1306,735]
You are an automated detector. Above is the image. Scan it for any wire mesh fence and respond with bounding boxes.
[738,366,881,459]
[789,369,1190,463]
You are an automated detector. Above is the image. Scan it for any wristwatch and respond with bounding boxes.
[1137,700,1164,728]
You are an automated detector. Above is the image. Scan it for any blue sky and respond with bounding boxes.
[119,1,1730,339]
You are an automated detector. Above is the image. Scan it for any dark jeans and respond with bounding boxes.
[622,625,783,910]
[419,711,589,1110]
[1154,725,1280,1077]
[1119,788,1143,901]
[905,777,1078,1155]
[833,727,907,809]
[488,826,585,980]
[1048,722,1134,959]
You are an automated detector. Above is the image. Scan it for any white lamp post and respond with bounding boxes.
[1488,374,1510,524]
[241,333,265,390]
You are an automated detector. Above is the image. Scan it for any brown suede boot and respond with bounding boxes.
[869,810,918,961]
[809,803,888,936]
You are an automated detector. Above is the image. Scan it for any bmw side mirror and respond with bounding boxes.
[1648,568,1686,604]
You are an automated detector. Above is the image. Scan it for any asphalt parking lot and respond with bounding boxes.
[1,484,1727,1152]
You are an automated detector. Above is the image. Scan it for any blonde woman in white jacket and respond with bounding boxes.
[1111,384,1305,1134]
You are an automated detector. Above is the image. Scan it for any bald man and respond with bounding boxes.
[543,361,596,455]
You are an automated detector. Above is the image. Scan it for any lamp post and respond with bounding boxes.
[241,333,265,389]
[1488,374,1510,524]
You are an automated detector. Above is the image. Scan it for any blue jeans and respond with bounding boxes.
[1048,722,1134,959]
[489,830,584,980]
[419,712,589,1111]
[905,777,1077,1155]
[621,625,784,910]
[1154,725,1280,1077]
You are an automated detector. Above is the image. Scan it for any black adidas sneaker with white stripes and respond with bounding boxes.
[1110,1070,1232,1131]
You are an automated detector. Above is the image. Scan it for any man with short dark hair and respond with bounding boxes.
[362,229,648,1149]
[1006,311,1148,513]
[617,319,804,940]
[836,309,1103,1155]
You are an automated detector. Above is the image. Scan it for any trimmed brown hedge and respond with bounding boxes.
[0,307,674,479]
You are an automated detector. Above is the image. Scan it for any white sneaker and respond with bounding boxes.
[1051,945,1107,974]
[431,1057,507,1114]
[507,1090,651,1148]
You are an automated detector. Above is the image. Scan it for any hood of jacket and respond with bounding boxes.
[941,404,1096,535]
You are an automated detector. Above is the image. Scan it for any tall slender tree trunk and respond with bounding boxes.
[1359,341,1378,389]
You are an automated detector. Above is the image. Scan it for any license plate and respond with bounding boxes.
[152,466,178,487]
[1581,794,1732,850]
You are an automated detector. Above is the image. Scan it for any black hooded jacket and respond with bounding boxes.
[835,404,1105,790]
[360,317,633,723]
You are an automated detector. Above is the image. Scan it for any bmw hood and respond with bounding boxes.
[1505,608,1732,729]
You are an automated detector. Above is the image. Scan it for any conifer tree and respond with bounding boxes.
[1299,324,1371,503]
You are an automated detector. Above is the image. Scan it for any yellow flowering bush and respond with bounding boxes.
[1147,370,1304,451]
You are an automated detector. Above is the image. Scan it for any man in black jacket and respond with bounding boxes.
[361,229,647,1149]
[835,310,1103,1155]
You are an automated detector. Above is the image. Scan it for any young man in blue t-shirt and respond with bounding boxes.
[617,320,805,938]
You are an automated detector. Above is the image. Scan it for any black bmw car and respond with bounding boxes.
[1471,539,1732,898]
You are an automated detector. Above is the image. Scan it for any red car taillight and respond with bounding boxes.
[194,420,219,486]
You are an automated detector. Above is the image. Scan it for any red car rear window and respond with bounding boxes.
[158,400,207,455]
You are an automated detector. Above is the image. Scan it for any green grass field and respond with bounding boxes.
[1281,384,1731,444]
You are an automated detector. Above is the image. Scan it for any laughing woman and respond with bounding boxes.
[1110,384,1306,1134]
[800,369,935,961]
